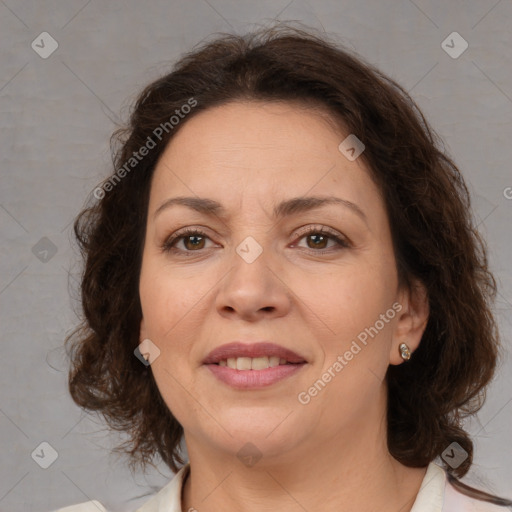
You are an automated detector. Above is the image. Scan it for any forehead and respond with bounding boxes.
[158,100,342,164]
[148,100,382,217]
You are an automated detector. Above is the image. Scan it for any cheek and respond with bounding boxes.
[140,261,207,337]
[312,261,397,369]
[139,269,205,421]
[139,262,216,394]
[316,262,395,328]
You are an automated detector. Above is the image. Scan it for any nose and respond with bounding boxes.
[215,239,292,322]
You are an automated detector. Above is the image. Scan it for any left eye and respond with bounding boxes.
[292,227,350,252]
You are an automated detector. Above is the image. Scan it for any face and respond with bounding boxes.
[138,101,424,465]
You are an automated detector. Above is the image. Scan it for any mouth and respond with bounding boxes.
[214,356,302,370]
[202,342,307,389]
[202,341,307,366]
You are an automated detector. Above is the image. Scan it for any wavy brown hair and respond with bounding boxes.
[65,24,510,504]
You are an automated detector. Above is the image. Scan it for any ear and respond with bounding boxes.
[389,279,429,365]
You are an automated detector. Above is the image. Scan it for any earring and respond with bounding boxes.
[399,343,411,361]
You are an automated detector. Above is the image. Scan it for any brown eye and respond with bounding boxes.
[162,228,213,254]
[305,233,329,250]
[293,226,350,254]
[182,234,206,250]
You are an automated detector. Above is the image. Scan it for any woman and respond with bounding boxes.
[57,25,511,512]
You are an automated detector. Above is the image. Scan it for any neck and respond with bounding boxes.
[181,409,427,512]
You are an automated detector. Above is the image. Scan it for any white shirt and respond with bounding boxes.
[54,462,507,512]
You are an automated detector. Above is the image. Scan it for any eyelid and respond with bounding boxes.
[161,226,217,251]
[292,224,343,239]
[290,224,351,250]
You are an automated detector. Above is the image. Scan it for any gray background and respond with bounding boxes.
[1,1,511,511]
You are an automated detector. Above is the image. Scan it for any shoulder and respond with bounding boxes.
[53,501,108,512]
[411,462,510,512]
[443,475,509,512]
[134,463,190,511]
[51,463,190,512]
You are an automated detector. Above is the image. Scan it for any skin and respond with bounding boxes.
[139,101,430,512]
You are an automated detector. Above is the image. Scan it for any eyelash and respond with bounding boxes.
[161,225,350,256]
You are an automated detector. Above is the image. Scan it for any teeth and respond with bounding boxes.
[237,357,252,370]
[251,356,269,370]
[269,356,280,367]
[218,356,293,370]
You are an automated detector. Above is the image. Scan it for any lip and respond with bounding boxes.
[205,363,306,389]
[202,341,307,389]
[202,342,307,365]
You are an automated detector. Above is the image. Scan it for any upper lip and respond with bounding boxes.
[202,342,307,364]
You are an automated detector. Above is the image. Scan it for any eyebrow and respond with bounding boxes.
[154,195,368,224]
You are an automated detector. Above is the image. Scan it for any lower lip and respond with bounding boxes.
[204,363,306,389]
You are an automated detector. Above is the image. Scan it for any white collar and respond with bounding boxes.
[135,463,189,512]
[134,460,503,512]
[410,461,445,512]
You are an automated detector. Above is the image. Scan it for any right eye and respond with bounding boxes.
[162,228,217,254]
